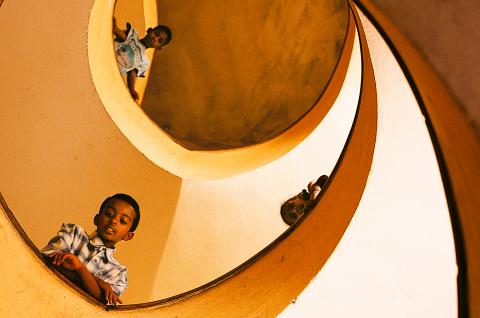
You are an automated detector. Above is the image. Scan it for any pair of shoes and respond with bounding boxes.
[314,175,329,189]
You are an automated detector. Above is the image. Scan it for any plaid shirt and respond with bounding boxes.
[42,223,128,296]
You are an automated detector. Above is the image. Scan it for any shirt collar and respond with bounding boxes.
[137,39,147,51]
[88,231,116,257]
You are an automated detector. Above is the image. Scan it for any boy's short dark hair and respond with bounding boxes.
[152,25,172,46]
[99,193,141,232]
[280,199,297,226]
[280,197,317,226]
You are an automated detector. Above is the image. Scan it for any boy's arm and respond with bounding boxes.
[307,181,321,201]
[112,17,127,41]
[54,264,82,284]
[127,70,139,101]
[93,276,123,305]
[48,252,103,301]
[42,223,78,256]
[48,252,123,305]
[76,265,109,303]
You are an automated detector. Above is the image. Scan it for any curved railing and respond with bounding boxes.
[0,0,478,317]
[353,2,480,317]
[0,3,376,317]
[88,0,354,180]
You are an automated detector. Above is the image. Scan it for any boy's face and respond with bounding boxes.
[145,28,168,50]
[94,198,136,248]
[284,194,316,225]
[287,197,307,221]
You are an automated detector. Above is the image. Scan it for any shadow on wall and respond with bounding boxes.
[142,0,349,150]
[0,0,183,304]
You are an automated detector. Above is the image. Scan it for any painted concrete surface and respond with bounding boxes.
[0,0,182,303]
[280,10,457,317]
[0,0,352,304]
[149,30,360,298]
[370,0,480,134]
[0,3,377,313]
[142,0,349,150]
[1,0,477,316]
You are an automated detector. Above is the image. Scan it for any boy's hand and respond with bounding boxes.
[112,16,127,41]
[94,277,123,306]
[48,251,83,271]
[129,89,139,101]
[112,17,121,34]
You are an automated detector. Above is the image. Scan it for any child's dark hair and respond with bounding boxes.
[280,198,317,226]
[152,25,173,46]
[280,199,297,226]
[99,193,141,232]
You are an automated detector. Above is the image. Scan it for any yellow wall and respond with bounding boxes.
[0,0,352,304]
[149,32,361,298]
[0,4,376,313]
[114,0,145,34]
[142,0,348,150]
[1,0,479,317]
[0,0,179,303]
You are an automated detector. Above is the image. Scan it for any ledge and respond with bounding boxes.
[87,0,354,180]
[354,1,480,316]
[1,4,377,316]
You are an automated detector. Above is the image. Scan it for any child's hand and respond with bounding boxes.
[308,180,322,200]
[94,277,123,306]
[112,16,127,41]
[129,89,139,101]
[48,251,83,271]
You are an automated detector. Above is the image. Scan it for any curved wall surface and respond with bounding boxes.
[0,4,377,311]
[369,0,480,134]
[0,0,355,305]
[142,0,348,150]
[0,0,479,317]
[0,0,181,303]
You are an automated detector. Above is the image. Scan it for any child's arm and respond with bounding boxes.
[48,252,102,300]
[112,17,127,42]
[42,223,79,256]
[48,251,122,305]
[127,69,139,101]
[93,276,123,305]
[42,224,123,305]
[308,182,321,201]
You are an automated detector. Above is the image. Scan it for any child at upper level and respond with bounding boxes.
[113,17,172,101]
